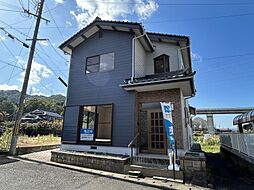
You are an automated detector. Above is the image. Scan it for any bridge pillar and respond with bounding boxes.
[207,114,216,134]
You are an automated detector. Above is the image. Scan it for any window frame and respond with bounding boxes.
[85,52,115,74]
[77,103,113,146]
[154,54,170,74]
[85,55,100,74]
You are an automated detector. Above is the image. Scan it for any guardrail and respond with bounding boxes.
[220,133,254,158]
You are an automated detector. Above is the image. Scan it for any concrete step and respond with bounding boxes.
[125,164,184,181]
[132,155,169,168]
[128,170,142,178]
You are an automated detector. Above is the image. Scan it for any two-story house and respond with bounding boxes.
[59,17,196,157]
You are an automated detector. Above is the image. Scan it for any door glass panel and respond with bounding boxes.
[149,111,165,152]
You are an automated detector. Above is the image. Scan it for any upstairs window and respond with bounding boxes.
[154,54,169,74]
[86,52,114,74]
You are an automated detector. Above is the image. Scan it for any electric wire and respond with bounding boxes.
[36,44,67,79]
[48,39,68,63]
[0,8,22,12]
[7,20,34,84]
[35,51,65,80]
[45,3,65,41]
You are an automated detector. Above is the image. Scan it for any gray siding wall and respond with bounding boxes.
[62,106,80,143]
[63,30,135,147]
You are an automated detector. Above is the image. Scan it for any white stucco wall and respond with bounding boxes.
[134,40,182,78]
[145,41,181,75]
[135,39,147,78]
[180,90,189,150]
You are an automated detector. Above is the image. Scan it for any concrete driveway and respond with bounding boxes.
[0,155,162,190]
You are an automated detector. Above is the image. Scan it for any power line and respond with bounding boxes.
[0,27,30,48]
[0,1,21,9]
[0,8,22,12]
[48,39,68,63]
[0,59,25,70]
[7,21,34,85]
[144,12,254,23]
[43,0,254,7]
[202,52,254,61]
[45,3,65,41]
[4,11,254,30]
[0,19,32,38]
[36,43,67,78]
[18,0,24,8]
[35,51,64,79]
[0,70,24,84]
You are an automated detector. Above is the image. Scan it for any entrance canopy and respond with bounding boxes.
[233,109,254,125]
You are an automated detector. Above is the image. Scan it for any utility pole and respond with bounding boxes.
[9,0,45,155]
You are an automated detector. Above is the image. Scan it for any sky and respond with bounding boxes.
[0,0,254,128]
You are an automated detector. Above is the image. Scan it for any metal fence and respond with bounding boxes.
[220,133,254,158]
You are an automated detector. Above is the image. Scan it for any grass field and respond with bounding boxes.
[194,133,220,153]
[1,128,61,151]
[17,134,61,147]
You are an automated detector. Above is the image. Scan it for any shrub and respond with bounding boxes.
[0,128,12,151]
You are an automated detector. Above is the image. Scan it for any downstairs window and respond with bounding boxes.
[79,104,112,144]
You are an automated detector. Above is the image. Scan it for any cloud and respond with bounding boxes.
[0,84,19,91]
[191,52,202,63]
[70,0,159,28]
[54,0,64,4]
[19,60,52,86]
[65,21,72,28]
[0,35,6,41]
[135,0,159,20]
[30,87,49,96]
[38,41,48,46]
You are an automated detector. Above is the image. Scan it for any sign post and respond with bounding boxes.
[160,102,180,174]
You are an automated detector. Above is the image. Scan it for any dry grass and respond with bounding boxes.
[17,134,61,147]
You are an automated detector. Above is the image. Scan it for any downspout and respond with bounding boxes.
[131,33,147,82]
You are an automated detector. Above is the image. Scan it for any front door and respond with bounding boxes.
[147,109,167,154]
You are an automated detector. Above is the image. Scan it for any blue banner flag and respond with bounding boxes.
[160,102,175,150]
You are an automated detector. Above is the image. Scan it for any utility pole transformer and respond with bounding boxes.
[9,0,45,155]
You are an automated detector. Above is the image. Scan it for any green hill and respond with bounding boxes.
[0,90,66,118]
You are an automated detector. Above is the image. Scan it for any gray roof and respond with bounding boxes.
[32,109,63,119]
[59,17,190,55]
[123,69,195,85]
[233,109,254,125]
[121,70,196,96]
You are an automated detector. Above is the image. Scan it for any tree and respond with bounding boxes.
[0,98,17,117]
[192,117,208,131]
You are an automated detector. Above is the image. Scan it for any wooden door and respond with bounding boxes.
[147,109,167,154]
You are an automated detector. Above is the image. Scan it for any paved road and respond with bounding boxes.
[0,155,164,190]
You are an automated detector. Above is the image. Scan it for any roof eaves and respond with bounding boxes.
[146,32,190,40]
[59,19,144,51]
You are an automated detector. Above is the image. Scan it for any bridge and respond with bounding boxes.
[195,107,254,134]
